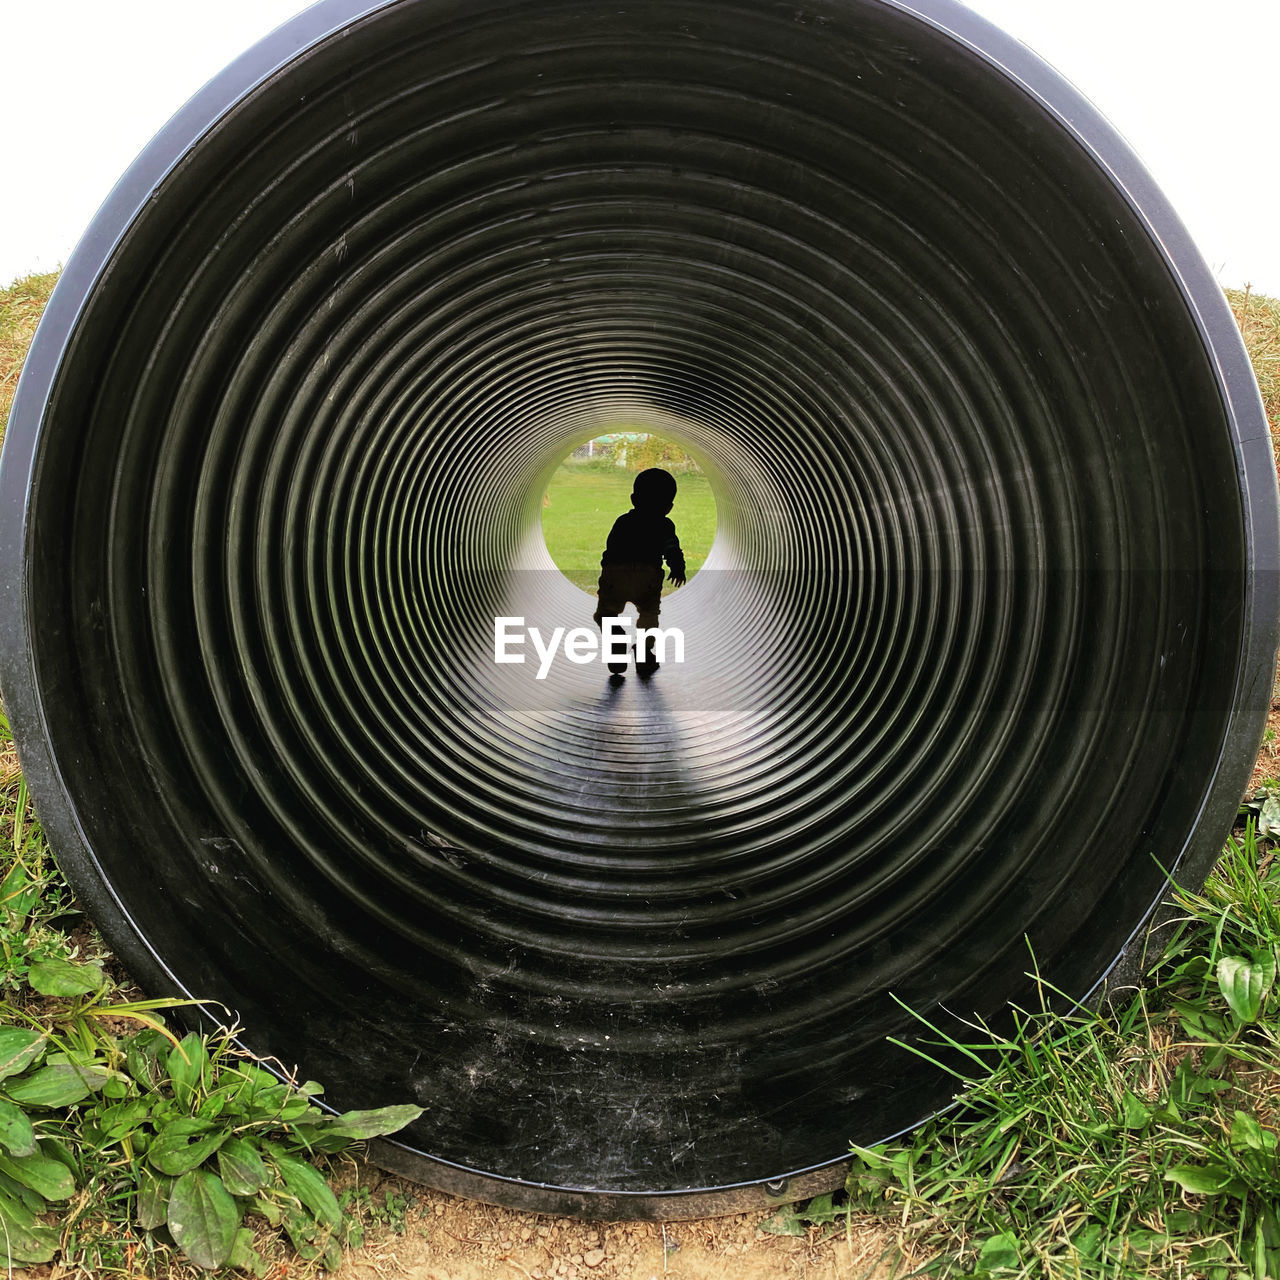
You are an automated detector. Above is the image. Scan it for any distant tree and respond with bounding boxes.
[626,433,702,473]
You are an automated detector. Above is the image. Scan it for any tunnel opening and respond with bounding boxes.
[0,0,1275,1216]
[540,430,718,596]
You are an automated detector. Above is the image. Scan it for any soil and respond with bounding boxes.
[331,1169,908,1280]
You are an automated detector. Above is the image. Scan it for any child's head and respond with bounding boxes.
[631,467,677,514]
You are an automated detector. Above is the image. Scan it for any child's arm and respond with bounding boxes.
[664,522,687,587]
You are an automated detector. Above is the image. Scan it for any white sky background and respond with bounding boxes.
[2,0,1278,295]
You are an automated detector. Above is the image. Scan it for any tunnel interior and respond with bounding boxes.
[4,0,1271,1211]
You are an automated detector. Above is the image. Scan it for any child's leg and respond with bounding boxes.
[594,567,631,675]
[633,566,664,632]
[593,568,628,629]
[634,568,665,674]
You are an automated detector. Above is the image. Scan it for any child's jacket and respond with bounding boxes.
[600,509,686,577]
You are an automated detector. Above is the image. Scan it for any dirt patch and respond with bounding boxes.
[333,1171,908,1280]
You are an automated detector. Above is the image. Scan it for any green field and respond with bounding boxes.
[540,462,717,592]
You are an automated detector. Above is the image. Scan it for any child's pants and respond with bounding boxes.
[593,563,664,632]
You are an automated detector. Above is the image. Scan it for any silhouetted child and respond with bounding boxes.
[593,467,687,678]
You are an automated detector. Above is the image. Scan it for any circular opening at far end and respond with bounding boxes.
[541,432,718,594]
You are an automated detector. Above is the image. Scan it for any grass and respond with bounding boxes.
[1228,287,1280,468]
[541,458,717,593]
[862,826,1280,1279]
[2,273,431,1265]
[4,272,1280,1276]
[766,823,1280,1278]
[0,709,422,1276]
[0,270,58,447]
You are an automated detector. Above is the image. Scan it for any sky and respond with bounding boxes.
[3,0,1278,295]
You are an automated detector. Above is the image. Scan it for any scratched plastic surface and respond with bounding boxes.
[1,0,1276,1217]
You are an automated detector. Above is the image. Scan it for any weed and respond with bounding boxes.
[761,1190,850,1238]
[807,824,1280,1278]
[340,1182,416,1239]
[0,942,423,1275]
[0,708,422,1274]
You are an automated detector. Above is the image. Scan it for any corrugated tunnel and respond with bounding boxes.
[2,0,1277,1218]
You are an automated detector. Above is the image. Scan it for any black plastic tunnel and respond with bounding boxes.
[2,0,1278,1218]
